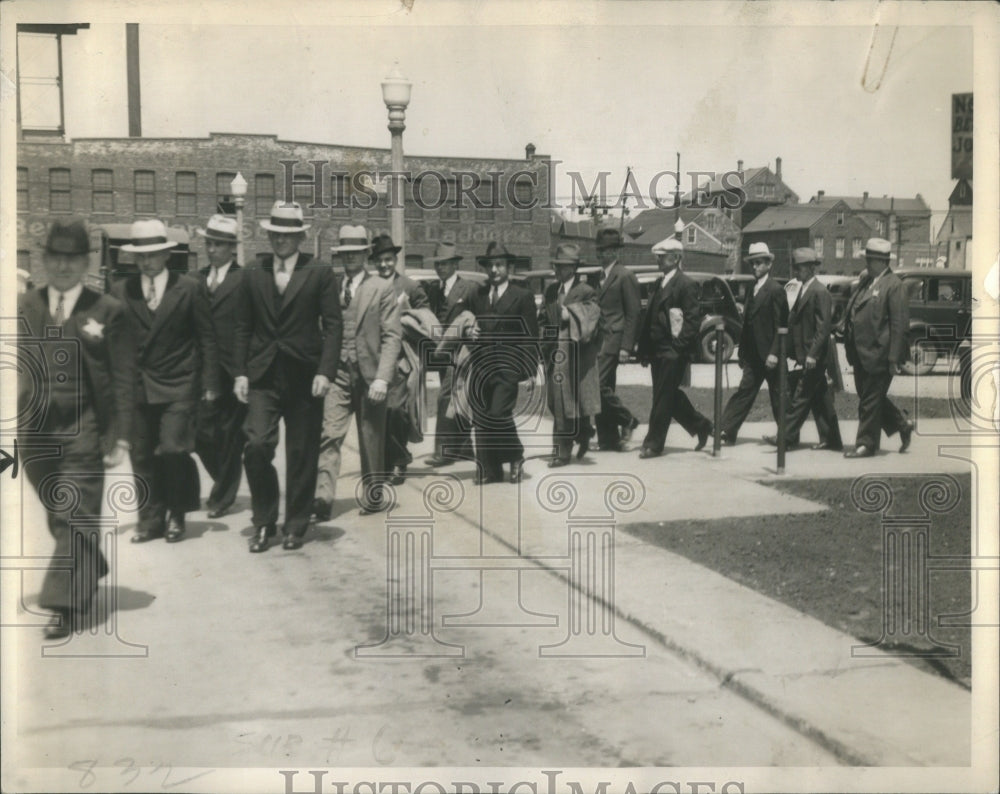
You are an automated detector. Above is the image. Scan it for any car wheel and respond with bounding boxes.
[700,328,735,364]
[901,338,938,376]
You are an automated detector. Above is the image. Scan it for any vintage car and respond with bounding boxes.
[896,269,972,375]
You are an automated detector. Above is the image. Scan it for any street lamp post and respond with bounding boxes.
[230,172,248,266]
[381,65,411,274]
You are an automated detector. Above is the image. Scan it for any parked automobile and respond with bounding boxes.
[895,269,972,375]
[816,274,858,329]
[94,223,195,292]
[721,274,757,315]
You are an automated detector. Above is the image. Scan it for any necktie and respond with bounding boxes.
[275,259,290,295]
[208,268,219,294]
[490,287,498,308]
[440,279,448,297]
[53,292,65,326]
[146,278,158,311]
[344,278,353,308]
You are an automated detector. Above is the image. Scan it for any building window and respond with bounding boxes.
[404,180,423,221]
[291,178,316,217]
[18,250,32,280]
[835,237,845,258]
[175,171,197,216]
[836,211,845,226]
[852,237,863,258]
[876,218,885,235]
[18,167,29,212]
[513,177,534,223]
[440,178,459,222]
[216,172,237,215]
[91,169,114,213]
[368,192,388,221]
[49,168,71,212]
[255,174,276,215]
[134,170,156,214]
[475,176,496,222]
[330,174,350,217]
[686,226,697,245]
[814,237,824,258]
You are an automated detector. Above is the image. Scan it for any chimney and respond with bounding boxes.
[525,143,536,160]
[737,159,743,172]
[817,189,825,201]
[775,157,782,180]
[126,23,141,137]
[862,191,868,206]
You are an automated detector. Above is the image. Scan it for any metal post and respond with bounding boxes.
[712,321,724,456]
[389,123,405,271]
[776,328,788,474]
[234,197,244,266]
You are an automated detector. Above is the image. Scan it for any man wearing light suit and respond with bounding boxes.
[843,238,913,458]
[314,225,402,517]
[234,202,342,552]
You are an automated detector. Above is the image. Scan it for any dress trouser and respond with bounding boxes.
[853,368,906,450]
[594,352,636,447]
[642,354,711,454]
[720,357,782,439]
[433,367,474,461]
[472,371,523,478]
[384,370,412,470]
[243,354,324,537]
[784,367,842,447]
[195,379,247,511]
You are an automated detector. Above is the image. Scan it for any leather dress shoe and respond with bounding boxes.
[43,611,73,640]
[311,498,332,522]
[638,447,660,459]
[844,445,875,459]
[508,459,525,484]
[695,425,712,451]
[424,454,456,467]
[598,441,626,452]
[389,465,406,486]
[811,441,844,451]
[762,434,799,450]
[899,420,914,452]
[548,457,571,468]
[473,469,501,485]
[282,534,304,550]
[206,504,230,519]
[165,514,186,543]
[576,426,595,460]
[720,431,735,446]
[249,523,276,553]
[620,417,639,445]
[131,528,164,544]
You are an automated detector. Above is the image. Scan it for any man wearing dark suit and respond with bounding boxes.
[769,248,842,449]
[233,202,342,552]
[843,238,913,458]
[313,225,401,517]
[467,242,540,484]
[17,219,133,639]
[424,242,480,466]
[593,228,642,450]
[113,219,219,544]
[371,233,429,485]
[194,215,246,519]
[636,237,713,458]
[720,243,786,444]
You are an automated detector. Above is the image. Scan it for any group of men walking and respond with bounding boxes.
[17,205,914,640]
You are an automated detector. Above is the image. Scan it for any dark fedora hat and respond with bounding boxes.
[476,241,517,266]
[429,241,462,264]
[595,228,623,250]
[43,218,91,256]
[551,242,583,266]
[369,234,402,258]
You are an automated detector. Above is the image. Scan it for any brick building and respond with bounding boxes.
[694,157,800,229]
[807,191,932,247]
[935,179,972,270]
[16,133,553,284]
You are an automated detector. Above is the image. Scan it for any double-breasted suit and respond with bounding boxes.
[467,282,540,478]
[384,273,429,471]
[844,269,910,450]
[235,253,342,537]
[315,271,401,510]
[113,271,219,536]
[636,269,712,454]
[194,262,247,514]
[427,275,480,461]
[18,286,133,618]
[720,275,786,440]
[594,261,641,447]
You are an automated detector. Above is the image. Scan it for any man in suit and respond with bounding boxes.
[720,243,786,444]
[424,242,479,466]
[371,233,429,485]
[113,219,219,544]
[539,243,602,467]
[767,248,842,450]
[636,237,713,458]
[593,228,641,451]
[194,215,246,519]
[17,219,133,639]
[313,225,401,517]
[233,202,342,552]
[467,242,540,484]
[843,238,913,458]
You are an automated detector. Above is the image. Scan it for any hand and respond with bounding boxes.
[102,440,130,468]
[618,349,631,364]
[203,389,217,402]
[234,376,249,404]
[765,354,778,369]
[367,378,387,403]
[312,374,331,398]
[467,325,481,340]
[805,356,817,370]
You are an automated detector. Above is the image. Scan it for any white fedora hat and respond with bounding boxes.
[330,224,372,252]
[259,201,311,233]
[197,214,240,243]
[120,219,178,253]
[744,242,774,261]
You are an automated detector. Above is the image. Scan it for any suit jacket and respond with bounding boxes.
[389,273,430,310]
[845,269,909,373]
[18,286,134,452]
[234,253,343,384]
[787,278,832,366]
[539,277,602,419]
[197,262,243,380]
[596,261,641,357]
[113,271,220,404]
[338,272,402,385]
[470,281,540,381]
[637,269,700,361]
[738,276,786,366]
[429,275,479,327]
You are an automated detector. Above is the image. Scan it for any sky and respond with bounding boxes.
[12,2,977,231]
